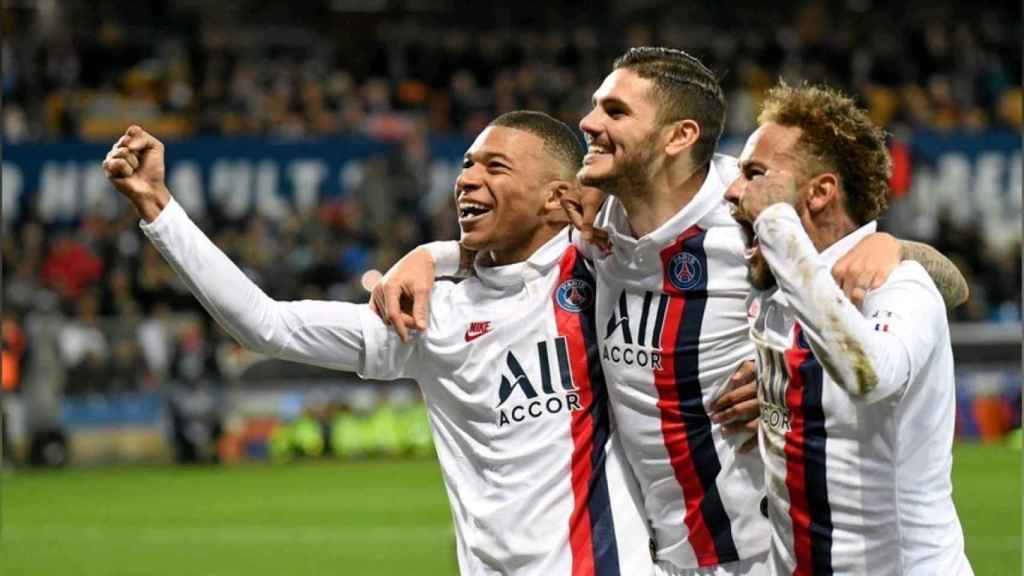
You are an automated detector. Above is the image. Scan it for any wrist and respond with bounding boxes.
[134,185,172,223]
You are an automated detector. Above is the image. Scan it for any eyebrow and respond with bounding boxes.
[739,159,765,172]
[591,94,632,112]
[464,150,515,165]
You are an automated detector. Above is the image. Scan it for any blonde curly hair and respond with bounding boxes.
[758,83,891,224]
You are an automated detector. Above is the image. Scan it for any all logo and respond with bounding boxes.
[668,251,703,291]
[495,337,583,427]
[555,278,594,313]
[602,290,666,370]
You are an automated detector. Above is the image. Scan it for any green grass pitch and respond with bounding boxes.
[2,444,1019,575]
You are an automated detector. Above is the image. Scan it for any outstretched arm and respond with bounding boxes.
[103,126,408,376]
[140,198,367,370]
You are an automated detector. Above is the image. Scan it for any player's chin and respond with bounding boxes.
[747,255,777,291]
[458,229,491,253]
[578,172,608,188]
[577,160,613,186]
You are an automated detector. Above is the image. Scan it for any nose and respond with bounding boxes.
[579,108,600,139]
[724,177,743,207]
[455,167,482,197]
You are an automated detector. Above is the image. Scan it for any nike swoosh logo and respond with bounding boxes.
[465,325,492,342]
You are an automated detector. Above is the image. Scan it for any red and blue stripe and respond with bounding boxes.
[783,324,834,575]
[655,225,739,567]
[555,246,620,576]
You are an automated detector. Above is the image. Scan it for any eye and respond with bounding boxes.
[606,106,625,118]
[462,159,473,169]
[744,166,765,180]
[488,161,508,172]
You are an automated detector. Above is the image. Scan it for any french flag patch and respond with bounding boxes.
[872,310,895,332]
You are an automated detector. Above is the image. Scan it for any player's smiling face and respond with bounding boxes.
[455,126,551,264]
[577,68,662,195]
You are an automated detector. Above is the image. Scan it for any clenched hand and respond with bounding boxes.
[101,125,171,222]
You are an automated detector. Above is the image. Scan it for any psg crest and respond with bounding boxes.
[668,251,703,291]
[555,278,594,313]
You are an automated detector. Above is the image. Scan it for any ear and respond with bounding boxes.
[543,180,572,225]
[805,172,840,215]
[664,119,701,158]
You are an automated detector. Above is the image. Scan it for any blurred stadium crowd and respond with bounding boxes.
[4,0,1019,140]
[1,0,1021,398]
[4,1,1021,140]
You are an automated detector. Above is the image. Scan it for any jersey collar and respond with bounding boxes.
[818,220,879,267]
[594,154,738,259]
[474,227,571,289]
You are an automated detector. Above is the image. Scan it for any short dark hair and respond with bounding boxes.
[759,83,890,225]
[613,46,726,168]
[489,110,584,179]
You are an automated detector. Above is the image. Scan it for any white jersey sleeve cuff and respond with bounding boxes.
[139,196,186,236]
[423,241,464,277]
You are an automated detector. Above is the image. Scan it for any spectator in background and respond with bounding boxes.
[4,221,58,313]
[107,334,146,393]
[2,312,26,393]
[169,317,221,388]
[137,302,173,385]
[42,234,103,302]
[4,3,1020,142]
[0,1,1020,398]
[57,291,109,396]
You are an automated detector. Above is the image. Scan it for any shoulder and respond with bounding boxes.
[422,279,464,322]
[697,201,747,261]
[864,261,946,321]
[880,261,943,300]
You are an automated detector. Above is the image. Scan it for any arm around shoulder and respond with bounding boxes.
[898,240,969,310]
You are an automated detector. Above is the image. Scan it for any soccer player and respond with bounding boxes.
[373,48,968,576]
[102,114,655,575]
[725,83,973,575]
[569,48,768,574]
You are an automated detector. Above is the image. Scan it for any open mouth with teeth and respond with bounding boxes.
[735,215,760,260]
[583,143,613,164]
[458,201,493,223]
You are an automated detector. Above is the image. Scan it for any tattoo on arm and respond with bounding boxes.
[899,240,969,309]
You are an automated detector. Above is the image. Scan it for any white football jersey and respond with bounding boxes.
[748,203,973,575]
[141,199,653,576]
[584,155,770,571]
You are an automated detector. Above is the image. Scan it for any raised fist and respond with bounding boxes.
[102,125,171,221]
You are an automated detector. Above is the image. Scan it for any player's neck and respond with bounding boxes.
[484,225,562,267]
[806,204,859,253]
[618,163,708,238]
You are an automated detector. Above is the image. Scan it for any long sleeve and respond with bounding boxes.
[424,241,463,277]
[140,198,381,373]
[754,203,945,402]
